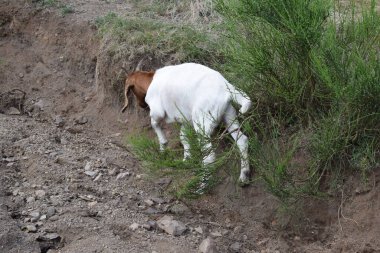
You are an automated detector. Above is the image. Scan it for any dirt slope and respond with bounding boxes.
[0,1,379,253]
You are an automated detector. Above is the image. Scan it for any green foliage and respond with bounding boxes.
[126,123,233,198]
[216,0,380,202]
[60,5,74,15]
[35,0,57,7]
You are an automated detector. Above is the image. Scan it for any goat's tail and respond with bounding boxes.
[226,82,252,114]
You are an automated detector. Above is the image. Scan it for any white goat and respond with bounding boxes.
[122,63,252,183]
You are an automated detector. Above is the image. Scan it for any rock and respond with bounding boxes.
[19,73,24,78]
[151,197,166,204]
[39,215,47,221]
[88,201,97,208]
[129,223,139,231]
[157,215,187,236]
[195,226,203,234]
[54,115,65,127]
[24,225,37,233]
[38,233,60,241]
[156,177,172,188]
[46,207,56,218]
[84,161,92,171]
[30,211,41,219]
[230,242,241,252]
[116,172,130,180]
[144,199,154,206]
[199,237,218,253]
[210,231,222,237]
[35,190,46,199]
[7,107,21,115]
[169,203,190,214]
[37,233,61,253]
[142,221,157,231]
[94,173,102,182]
[84,170,97,177]
[32,99,45,112]
[75,116,88,125]
[145,207,162,215]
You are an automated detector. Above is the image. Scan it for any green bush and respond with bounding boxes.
[216,0,380,202]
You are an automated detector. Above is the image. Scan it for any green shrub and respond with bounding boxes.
[216,0,380,202]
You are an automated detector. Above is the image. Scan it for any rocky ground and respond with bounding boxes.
[1,1,380,253]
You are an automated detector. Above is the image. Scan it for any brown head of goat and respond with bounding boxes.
[121,70,155,112]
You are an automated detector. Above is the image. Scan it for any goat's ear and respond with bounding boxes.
[121,83,133,113]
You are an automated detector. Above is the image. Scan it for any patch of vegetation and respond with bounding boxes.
[60,5,74,16]
[216,0,380,203]
[34,0,57,7]
[126,123,238,198]
[95,12,220,65]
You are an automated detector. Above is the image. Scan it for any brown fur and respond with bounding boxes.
[121,71,155,112]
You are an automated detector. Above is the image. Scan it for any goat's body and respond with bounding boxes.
[145,63,251,183]
[146,63,251,124]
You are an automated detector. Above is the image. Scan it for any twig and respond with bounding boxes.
[338,189,359,232]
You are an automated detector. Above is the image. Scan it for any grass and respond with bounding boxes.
[60,5,74,16]
[95,12,220,65]
[126,123,238,198]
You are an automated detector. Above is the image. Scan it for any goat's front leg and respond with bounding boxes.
[180,125,191,160]
[151,118,168,151]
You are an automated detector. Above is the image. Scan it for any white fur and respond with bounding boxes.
[145,63,252,183]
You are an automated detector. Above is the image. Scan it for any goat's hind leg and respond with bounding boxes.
[223,104,250,184]
[150,117,168,151]
[180,125,191,161]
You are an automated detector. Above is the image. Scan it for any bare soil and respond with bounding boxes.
[1,1,379,253]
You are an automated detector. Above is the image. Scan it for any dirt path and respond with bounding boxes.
[1,1,380,253]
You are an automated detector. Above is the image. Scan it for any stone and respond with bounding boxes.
[30,211,41,219]
[169,203,190,214]
[142,221,157,231]
[145,207,161,215]
[84,171,97,177]
[195,226,203,234]
[157,215,187,236]
[230,242,241,252]
[129,223,139,231]
[38,233,60,241]
[32,99,45,111]
[151,197,166,204]
[210,231,222,237]
[75,116,88,125]
[24,225,37,233]
[156,177,172,188]
[39,215,47,221]
[116,172,130,180]
[26,196,35,203]
[54,115,65,127]
[7,107,21,115]
[35,190,46,199]
[46,207,56,218]
[94,173,102,182]
[144,199,154,206]
[199,237,218,253]
[84,161,92,171]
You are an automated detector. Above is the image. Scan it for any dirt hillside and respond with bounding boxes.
[0,1,379,253]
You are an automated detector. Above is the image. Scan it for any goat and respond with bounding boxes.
[121,63,252,183]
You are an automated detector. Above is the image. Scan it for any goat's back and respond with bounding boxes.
[145,63,231,123]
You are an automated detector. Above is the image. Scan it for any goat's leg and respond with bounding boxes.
[192,117,216,165]
[180,125,191,160]
[150,117,168,151]
[223,104,250,184]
